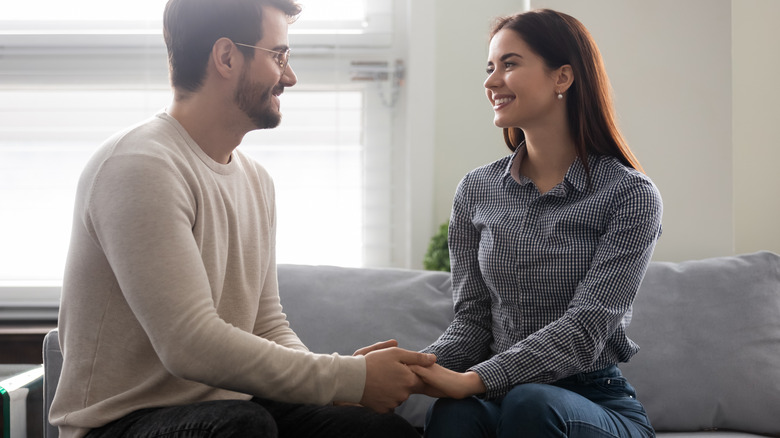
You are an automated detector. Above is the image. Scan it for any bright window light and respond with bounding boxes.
[0,0,395,293]
[0,87,365,283]
[298,0,365,22]
[3,1,166,21]
[2,0,366,22]
[0,1,380,44]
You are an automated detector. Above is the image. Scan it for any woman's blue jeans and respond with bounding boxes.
[424,365,655,438]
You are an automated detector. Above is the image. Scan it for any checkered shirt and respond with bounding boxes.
[423,148,663,399]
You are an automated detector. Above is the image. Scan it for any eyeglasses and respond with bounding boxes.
[234,42,291,76]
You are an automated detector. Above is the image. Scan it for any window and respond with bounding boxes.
[0,0,406,313]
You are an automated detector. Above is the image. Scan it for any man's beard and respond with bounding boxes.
[234,67,282,130]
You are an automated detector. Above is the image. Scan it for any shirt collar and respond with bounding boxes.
[503,143,533,187]
[503,145,521,177]
[503,142,596,195]
[563,154,595,194]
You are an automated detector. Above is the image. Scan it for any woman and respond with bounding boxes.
[411,9,662,438]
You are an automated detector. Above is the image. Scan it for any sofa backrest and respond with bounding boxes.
[278,264,454,427]
[278,264,453,355]
[43,253,780,435]
[278,252,780,435]
[621,251,780,436]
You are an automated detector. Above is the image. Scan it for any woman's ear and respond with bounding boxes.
[555,64,574,93]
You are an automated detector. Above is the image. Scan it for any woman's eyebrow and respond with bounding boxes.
[488,53,523,66]
[500,53,523,62]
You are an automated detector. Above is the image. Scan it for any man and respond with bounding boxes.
[49,0,434,436]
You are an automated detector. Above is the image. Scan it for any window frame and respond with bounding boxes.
[0,0,394,50]
[0,0,410,316]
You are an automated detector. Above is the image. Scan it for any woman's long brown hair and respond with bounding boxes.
[492,9,644,175]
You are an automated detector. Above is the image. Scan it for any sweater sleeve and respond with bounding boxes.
[86,154,364,405]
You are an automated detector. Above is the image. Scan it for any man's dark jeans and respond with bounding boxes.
[85,397,419,438]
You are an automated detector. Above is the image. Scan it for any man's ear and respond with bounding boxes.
[555,64,574,93]
[211,37,241,79]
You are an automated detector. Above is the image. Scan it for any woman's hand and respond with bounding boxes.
[408,363,487,399]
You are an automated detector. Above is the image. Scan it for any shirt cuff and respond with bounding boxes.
[469,358,511,399]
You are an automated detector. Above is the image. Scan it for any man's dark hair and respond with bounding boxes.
[163,0,301,92]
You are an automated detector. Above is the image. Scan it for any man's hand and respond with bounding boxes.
[354,339,398,356]
[408,363,486,400]
[360,348,436,413]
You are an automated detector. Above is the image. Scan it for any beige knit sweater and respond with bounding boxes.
[50,112,365,437]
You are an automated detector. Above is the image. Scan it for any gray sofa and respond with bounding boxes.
[43,251,780,437]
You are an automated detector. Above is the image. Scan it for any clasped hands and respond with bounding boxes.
[353,339,486,413]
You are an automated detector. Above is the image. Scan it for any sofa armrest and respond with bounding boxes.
[43,328,61,438]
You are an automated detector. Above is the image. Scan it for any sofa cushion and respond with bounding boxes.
[621,251,780,436]
[278,264,454,427]
[278,264,453,354]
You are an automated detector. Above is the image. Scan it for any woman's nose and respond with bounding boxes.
[484,71,500,89]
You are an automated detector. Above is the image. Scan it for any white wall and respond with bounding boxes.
[430,0,527,224]
[733,0,780,255]
[532,0,733,262]
[417,0,779,263]
[406,0,526,267]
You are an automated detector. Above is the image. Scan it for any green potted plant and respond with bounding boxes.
[423,222,450,272]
